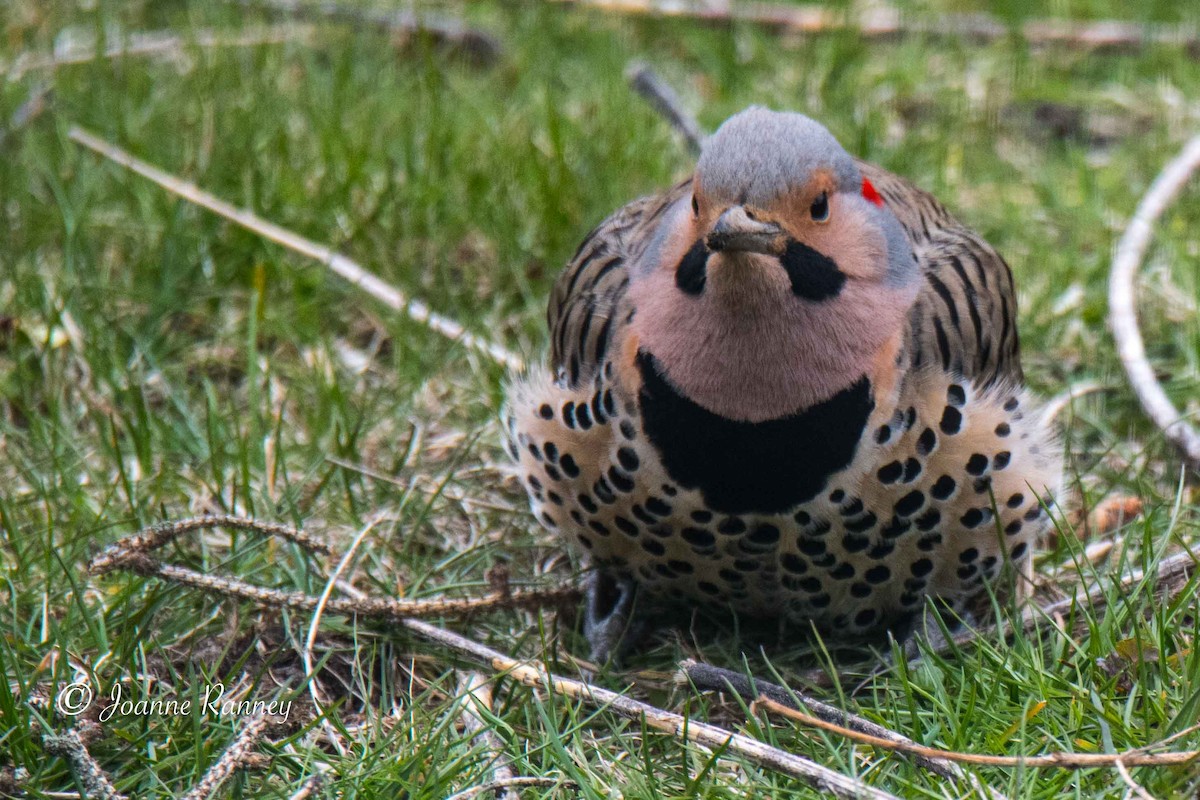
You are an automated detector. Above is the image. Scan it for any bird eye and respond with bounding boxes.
[810,192,830,223]
[691,195,699,216]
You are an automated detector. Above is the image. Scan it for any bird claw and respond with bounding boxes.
[583,571,646,665]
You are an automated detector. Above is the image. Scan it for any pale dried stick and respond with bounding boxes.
[399,619,903,800]
[1039,381,1106,426]
[1108,133,1200,471]
[68,126,526,372]
[88,515,332,575]
[756,697,1198,769]
[42,730,127,800]
[90,548,579,619]
[180,715,275,800]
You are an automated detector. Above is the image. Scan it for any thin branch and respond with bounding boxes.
[88,515,331,575]
[180,715,276,800]
[554,1,1200,53]
[626,62,704,156]
[68,126,526,373]
[87,518,580,620]
[1039,381,1106,427]
[1108,134,1200,472]
[399,620,902,800]
[42,729,127,800]
[756,698,1198,769]
[678,660,1007,799]
[240,0,501,64]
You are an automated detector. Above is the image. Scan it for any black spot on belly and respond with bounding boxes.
[637,352,873,515]
[780,239,846,302]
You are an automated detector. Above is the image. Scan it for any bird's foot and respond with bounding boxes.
[901,601,979,662]
[583,571,648,666]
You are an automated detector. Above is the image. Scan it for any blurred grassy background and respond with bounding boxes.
[2,1,1200,797]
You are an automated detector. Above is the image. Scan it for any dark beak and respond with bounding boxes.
[705,206,786,255]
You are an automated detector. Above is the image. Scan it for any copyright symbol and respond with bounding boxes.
[55,680,93,717]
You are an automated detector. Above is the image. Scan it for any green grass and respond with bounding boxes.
[2,1,1200,797]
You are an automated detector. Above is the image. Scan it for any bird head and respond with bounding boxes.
[627,107,921,423]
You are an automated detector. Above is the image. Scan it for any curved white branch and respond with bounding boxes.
[1108,134,1200,472]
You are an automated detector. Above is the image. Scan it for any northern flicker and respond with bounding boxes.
[505,107,1061,661]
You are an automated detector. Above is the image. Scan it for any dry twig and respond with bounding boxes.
[42,729,127,800]
[1108,134,1200,472]
[756,697,1198,769]
[555,1,1200,53]
[87,516,581,619]
[68,126,526,372]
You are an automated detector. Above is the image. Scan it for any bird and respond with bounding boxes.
[504,107,1061,662]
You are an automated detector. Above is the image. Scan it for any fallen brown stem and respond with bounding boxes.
[68,126,526,372]
[88,515,331,575]
[555,1,1200,54]
[1108,133,1200,472]
[756,697,1198,768]
[87,516,580,620]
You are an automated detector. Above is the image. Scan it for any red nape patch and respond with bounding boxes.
[861,177,884,207]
